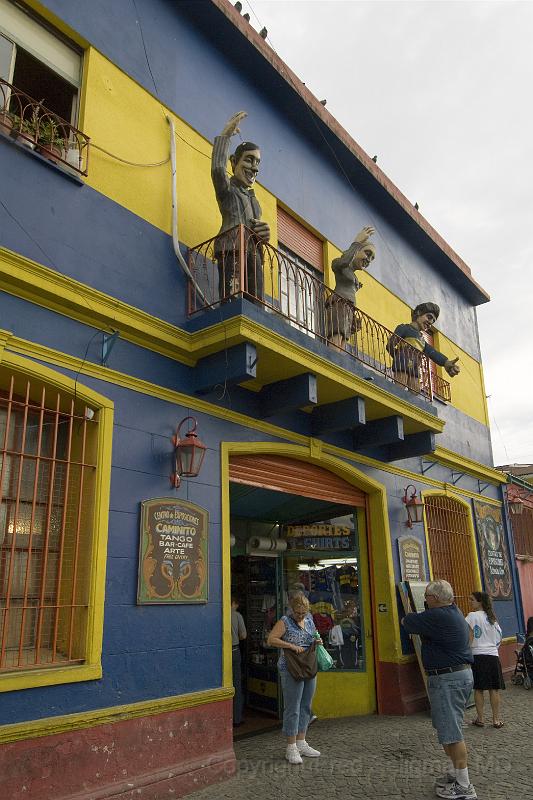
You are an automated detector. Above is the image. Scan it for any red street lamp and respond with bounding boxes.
[402,484,424,528]
[171,416,207,488]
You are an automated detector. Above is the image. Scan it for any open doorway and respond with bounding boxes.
[229,479,368,737]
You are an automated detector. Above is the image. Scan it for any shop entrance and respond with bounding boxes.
[229,455,373,737]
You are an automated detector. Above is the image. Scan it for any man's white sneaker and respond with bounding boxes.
[435,771,456,790]
[436,781,477,799]
[285,744,303,764]
[296,740,321,757]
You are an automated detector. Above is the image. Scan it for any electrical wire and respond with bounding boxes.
[489,407,511,464]
[73,328,104,400]
[0,194,121,415]
[0,195,112,323]
[131,0,160,98]
[91,142,169,168]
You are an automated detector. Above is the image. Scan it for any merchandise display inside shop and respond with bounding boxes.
[283,514,364,672]
[284,556,363,671]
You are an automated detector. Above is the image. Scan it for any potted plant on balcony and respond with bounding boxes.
[11,103,41,148]
[36,117,66,164]
[0,108,13,136]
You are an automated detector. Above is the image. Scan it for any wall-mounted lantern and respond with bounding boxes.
[171,416,207,488]
[507,483,533,515]
[402,484,424,528]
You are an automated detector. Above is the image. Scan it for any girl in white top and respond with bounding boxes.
[465,591,505,728]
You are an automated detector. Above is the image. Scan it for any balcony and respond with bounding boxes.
[0,79,90,176]
[188,226,450,400]
[186,227,448,461]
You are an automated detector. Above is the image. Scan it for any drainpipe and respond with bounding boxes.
[166,116,207,305]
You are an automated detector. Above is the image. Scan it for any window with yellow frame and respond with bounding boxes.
[0,365,106,679]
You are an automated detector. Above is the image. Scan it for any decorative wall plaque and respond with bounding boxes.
[137,498,208,604]
[473,500,513,600]
[398,535,427,582]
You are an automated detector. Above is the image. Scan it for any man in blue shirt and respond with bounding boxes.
[402,580,476,799]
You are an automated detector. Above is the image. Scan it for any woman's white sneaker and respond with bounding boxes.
[285,744,303,764]
[296,740,321,757]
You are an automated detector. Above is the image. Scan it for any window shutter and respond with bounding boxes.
[0,0,81,86]
[277,207,324,272]
[229,455,365,506]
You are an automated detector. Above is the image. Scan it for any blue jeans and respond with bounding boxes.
[232,647,244,724]
[279,670,317,736]
[427,667,473,745]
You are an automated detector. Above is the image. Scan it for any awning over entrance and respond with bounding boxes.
[229,454,366,506]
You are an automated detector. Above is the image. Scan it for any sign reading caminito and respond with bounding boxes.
[137,498,208,604]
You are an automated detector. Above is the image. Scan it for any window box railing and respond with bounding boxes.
[187,225,451,402]
[0,79,90,176]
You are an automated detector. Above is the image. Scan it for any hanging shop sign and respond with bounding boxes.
[397,535,427,582]
[283,523,355,551]
[137,498,208,604]
[473,500,513,600]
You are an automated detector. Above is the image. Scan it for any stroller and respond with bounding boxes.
[511,637,533,690]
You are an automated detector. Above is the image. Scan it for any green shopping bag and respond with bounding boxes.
[316,643,334,671]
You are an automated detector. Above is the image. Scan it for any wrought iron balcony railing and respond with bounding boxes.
[187,226,451,403]
[0,79,90,176]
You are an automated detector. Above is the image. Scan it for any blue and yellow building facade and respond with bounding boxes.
[0,1,523,798]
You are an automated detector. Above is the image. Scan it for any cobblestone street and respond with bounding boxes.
[190,683,532,800]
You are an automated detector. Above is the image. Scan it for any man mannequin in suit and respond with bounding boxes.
[211,112,270,301]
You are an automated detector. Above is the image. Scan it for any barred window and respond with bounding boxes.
[0,374,97,672]
[424,495,478,614]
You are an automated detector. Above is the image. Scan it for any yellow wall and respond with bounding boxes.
[81,48,277,249]
[435,332,489,426]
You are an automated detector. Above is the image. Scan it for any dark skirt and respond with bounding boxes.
[472,654,505,690]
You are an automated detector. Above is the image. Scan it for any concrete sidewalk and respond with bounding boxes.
[189,683,532,800]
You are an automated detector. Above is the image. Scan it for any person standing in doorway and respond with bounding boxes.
[465,591,505,728]
[267,592,321,764]
[231,595,247,727]
[402,579,476,799]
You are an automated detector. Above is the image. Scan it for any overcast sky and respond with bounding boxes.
[242,0,533,468]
